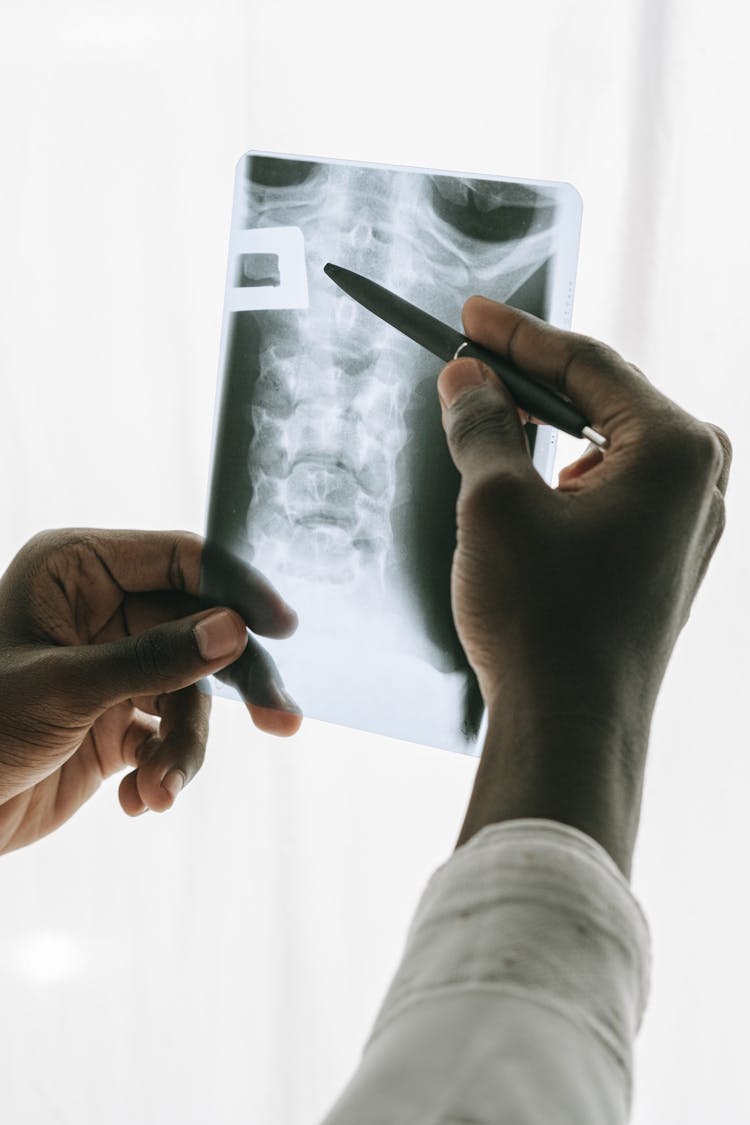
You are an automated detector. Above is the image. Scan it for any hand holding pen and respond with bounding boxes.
[326,263,731,874]
[441,296,731,875]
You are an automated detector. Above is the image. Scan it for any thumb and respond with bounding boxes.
[55,608,248,712]
[437,357,534,487]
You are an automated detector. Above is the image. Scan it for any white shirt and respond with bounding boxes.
[319,818,651,1124]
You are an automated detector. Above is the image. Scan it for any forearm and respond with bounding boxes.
[456,708,650,880]
[322,818,651,1124]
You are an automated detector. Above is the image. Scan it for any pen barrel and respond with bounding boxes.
[456,341,590,441]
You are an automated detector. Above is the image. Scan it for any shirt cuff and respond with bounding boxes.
[364,818,652,1082]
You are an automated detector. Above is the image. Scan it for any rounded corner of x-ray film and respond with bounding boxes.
[226,226,309,311]
[557,180,584,220]
[234,148,253,179]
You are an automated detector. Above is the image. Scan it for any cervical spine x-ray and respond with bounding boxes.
[203,151,582,756]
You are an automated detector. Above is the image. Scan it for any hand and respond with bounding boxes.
[438,297,732,734]
[0,528,301,854]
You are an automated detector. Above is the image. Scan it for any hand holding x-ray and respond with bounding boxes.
[0,529,300,853]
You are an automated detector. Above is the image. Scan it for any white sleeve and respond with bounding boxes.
[318,818,651,1125]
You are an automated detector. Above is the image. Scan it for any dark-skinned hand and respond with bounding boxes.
[0,529,301,854]
[437,297,732,727]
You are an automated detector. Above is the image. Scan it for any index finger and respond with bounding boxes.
[461,297,659,439]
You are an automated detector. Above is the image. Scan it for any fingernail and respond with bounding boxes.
[437,359,488,408]
[162,768,185,801]
[194,610,244,662]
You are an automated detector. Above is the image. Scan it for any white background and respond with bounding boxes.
[0,1,748,1123]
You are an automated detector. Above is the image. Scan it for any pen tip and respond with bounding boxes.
[323,262,339,279]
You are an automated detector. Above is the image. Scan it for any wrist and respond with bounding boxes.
[457,704,651,879]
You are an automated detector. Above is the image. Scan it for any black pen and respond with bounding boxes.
[323,263,607,449]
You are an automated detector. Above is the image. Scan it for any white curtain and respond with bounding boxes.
[0,2,747,1122]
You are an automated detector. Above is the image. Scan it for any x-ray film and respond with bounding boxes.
[202,150,583,756]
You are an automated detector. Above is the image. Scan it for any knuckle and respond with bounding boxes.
[168,531,203,592]
[570,335,624,371]
[49,529,105,567]
[706,424,733,470]
[22,529,58,556]
[651,416,728,489]
[713,492,727,542]
[626,360,652,385]
[683,424,727,478]
[176,529,203,552]
[22,528,81,561]
[558,336,628,399]
[12,529,101,590]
